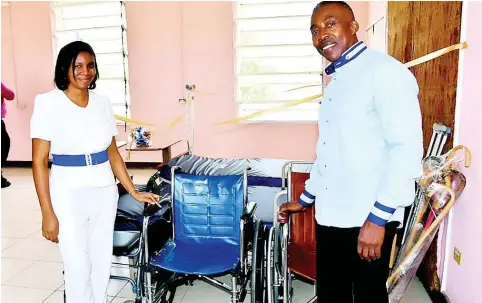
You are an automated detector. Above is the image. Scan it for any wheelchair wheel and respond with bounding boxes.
[251,219,266,303]
[277,223,293,303]
[267,225,284,303]
[267,226,274,303]
[263,226,270,303]
[280,224,291,303]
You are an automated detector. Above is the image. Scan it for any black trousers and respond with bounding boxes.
[1,119,10,170]
[316,221,399,303]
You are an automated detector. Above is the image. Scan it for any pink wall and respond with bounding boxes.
[443,1,482,302]
[123,1,367,162]
[119,2,185,162]
[1,1,368,163]
[1,2,55,162]
[368,0,387,27]
[366,1,387,53]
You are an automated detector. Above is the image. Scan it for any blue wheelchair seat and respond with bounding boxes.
[150,173,244,276]
[151,239,239,275]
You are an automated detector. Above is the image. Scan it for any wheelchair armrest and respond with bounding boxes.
[142,197,171,218]
[116,209,138,222]
[241,201,257,220]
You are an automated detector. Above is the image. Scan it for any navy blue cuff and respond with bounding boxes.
[368,201,396,226]
[374,201,396,214]
[298,190,315,207]
[367,213,388,226]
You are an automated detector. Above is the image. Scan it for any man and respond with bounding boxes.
[279,1,423,302]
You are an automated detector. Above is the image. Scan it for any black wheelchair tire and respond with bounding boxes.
[251,219,267,303]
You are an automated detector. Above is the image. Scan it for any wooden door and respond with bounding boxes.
[387,0,462,296]
[388,1,462,155]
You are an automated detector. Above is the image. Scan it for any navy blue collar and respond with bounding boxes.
[324,41,367,75]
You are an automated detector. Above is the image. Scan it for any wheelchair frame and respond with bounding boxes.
[138,202,182,303]
[267,161,317,303]
[142,165,265,303]
[62,166,266,303]
[113,198,175,303]
[110,209,144,301]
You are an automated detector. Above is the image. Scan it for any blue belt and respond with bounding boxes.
[52,150,109,167]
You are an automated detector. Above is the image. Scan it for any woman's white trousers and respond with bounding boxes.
[51,184,119,303]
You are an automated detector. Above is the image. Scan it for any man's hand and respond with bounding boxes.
[279,201,306,214]
[357,220,385,261]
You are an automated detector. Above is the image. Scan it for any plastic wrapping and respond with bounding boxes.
[388,145,471,302]
[388,226,438,302]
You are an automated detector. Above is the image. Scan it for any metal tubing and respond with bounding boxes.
[199,275,233,293]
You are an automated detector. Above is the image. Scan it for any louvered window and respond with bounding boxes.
[51,1,130,119]
[233,1,323,122]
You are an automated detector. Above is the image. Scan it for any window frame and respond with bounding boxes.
[50,1,131,123]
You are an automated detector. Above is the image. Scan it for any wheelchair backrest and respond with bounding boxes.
[290,172,316,250]
[158,154,310,223]
[172,173,245,246]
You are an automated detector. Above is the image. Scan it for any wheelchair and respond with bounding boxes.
[110,170,187,303]
[267,161,317,303]
[140,166,266,303]
[111,197,173,302]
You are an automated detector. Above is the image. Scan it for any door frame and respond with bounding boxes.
[440,0,469,293]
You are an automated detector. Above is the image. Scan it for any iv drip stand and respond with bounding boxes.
[184,84,195,155]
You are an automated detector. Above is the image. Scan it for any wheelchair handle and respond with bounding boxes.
[143,197,171,218]
[156,196,171,206]
[277,212,289,224]
[273,189,288,222]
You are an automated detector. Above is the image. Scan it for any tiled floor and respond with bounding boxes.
[1,167,432,303]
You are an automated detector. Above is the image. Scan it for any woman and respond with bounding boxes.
[1,82,15,188]
[30,41,159,303]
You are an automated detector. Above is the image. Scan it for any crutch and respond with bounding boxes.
[402,123,451,242]
[387,145,471,291]
[389,123,451,270]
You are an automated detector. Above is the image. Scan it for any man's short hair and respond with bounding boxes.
[312,1,355,18]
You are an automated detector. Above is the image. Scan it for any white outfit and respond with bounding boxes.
[30,89,119,303]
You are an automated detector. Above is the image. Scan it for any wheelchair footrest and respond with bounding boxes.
[113,231,141,256]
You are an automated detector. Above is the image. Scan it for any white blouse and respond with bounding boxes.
[30,89,118,188]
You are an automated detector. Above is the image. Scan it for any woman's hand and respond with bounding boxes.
[42,212,59,243]
[132,191,160,204]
